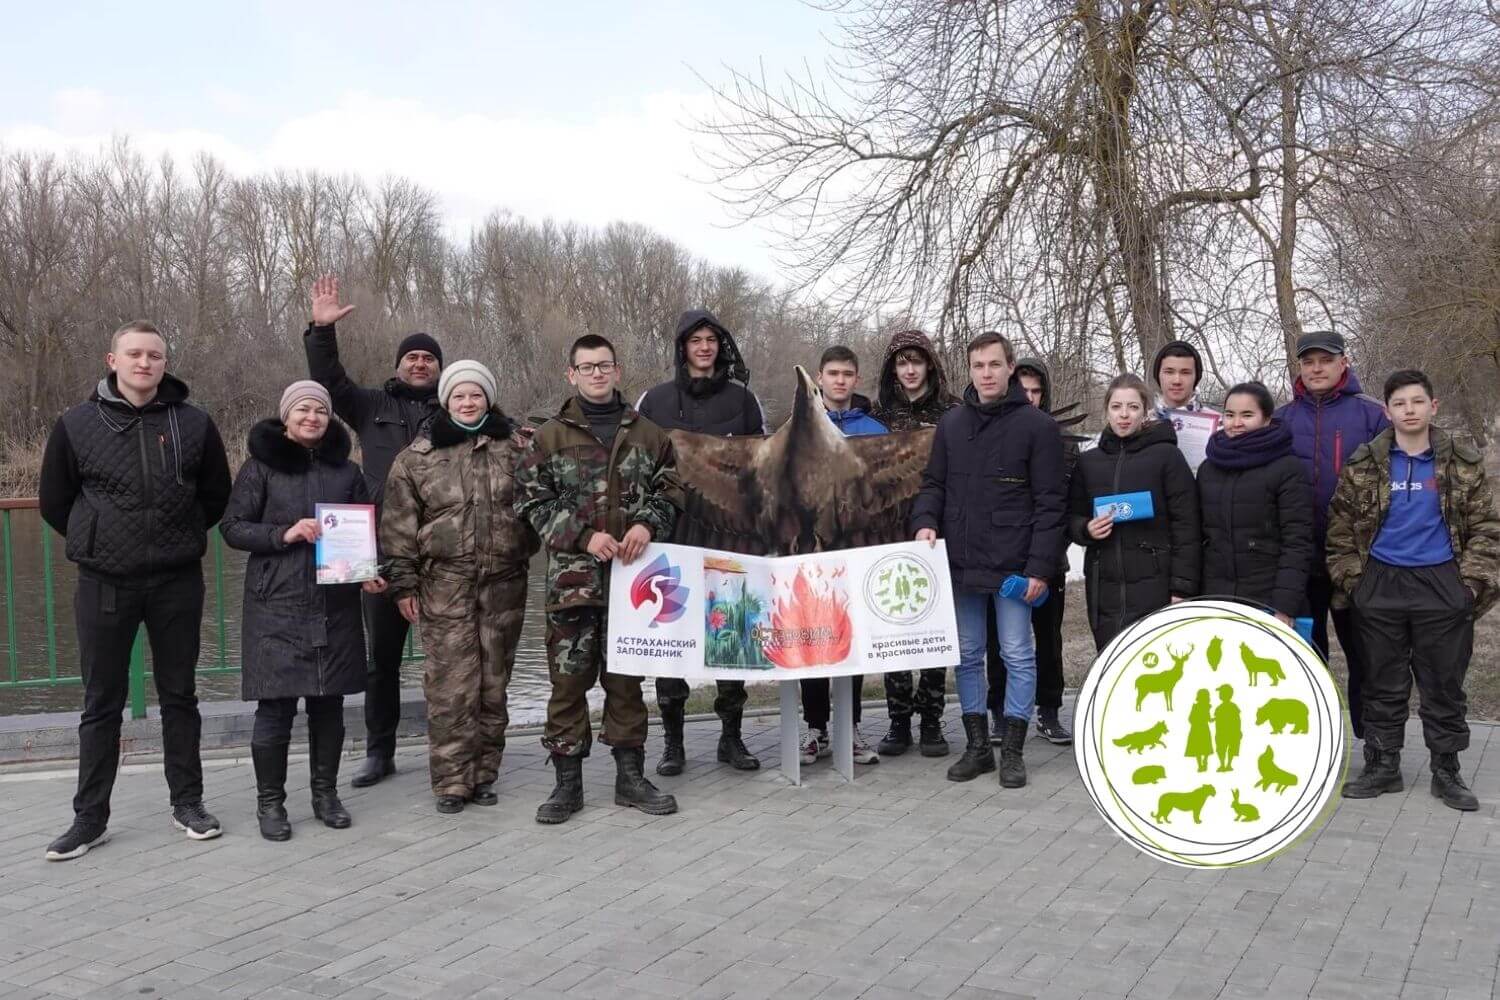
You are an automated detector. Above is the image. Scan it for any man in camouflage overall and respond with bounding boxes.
[514,334,685,824]
[382,360,539,813]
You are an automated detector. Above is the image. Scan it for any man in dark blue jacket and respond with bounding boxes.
[911,332,1065,789]
[1275,330,1388,744]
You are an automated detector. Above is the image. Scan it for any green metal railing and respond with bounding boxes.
[1,499,422,718]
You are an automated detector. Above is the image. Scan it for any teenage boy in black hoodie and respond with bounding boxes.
[39,321,233,860]
[986,358,1080,745]
[911,332,1066,788]
[636,309,767,776]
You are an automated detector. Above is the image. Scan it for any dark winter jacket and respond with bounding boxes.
[635,309,767,437]
[39,373,232,583]
[1069,421,1201,645]
[910,382,1067,588]
[303,322,441,504]
[220,419,369,700]
[1015,356,1086,583]
[871,330,960,431]
[1274,368,1389,562]
[1196,420,1314,618]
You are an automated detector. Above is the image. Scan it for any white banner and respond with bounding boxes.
[606,541,960,681]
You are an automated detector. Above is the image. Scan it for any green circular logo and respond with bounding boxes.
[862,553,938,626]
[1075,600,1346,868]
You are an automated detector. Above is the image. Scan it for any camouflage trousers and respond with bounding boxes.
[542,607,648,757]
[883,668,948,722]
[655,677,748,720]
[420,571,527,797]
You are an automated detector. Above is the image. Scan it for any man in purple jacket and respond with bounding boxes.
[1275,330,1389,744]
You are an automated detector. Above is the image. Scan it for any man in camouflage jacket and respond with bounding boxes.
[1327,369,1500,811]
[514,334,685,824]
[382,379,538,812]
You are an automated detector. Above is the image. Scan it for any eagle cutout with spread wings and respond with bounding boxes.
[667,365,933,557]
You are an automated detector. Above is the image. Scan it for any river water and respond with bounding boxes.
[0,508,557,723]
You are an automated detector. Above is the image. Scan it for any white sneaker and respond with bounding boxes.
[852,727,880,766]
[800,728,830,765]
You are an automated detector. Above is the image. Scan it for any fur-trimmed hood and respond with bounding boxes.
[247,417,353,473]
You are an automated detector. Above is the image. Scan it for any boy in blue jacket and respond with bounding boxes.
[800,346,886,766]
[911,332,1066,788]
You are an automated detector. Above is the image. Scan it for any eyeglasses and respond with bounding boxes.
[573,362,618,376]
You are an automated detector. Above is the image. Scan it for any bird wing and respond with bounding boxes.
[666,430,770,554]
[835,428,935,547]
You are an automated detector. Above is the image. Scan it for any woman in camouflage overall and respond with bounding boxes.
[381,361,539,814]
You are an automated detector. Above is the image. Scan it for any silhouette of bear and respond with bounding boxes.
[1255,698,1309,735]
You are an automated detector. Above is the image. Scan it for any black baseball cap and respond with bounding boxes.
[1294,330,1345,357]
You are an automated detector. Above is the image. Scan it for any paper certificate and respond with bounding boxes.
[1165,409,1221,472]
[314,503,378,584]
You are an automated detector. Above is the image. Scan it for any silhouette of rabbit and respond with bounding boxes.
[1231,789,1259,822]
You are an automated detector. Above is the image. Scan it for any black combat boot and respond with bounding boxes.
[1342,739,1402,798]
[308,718,352,830]
[998,717,1028,789]
[656,705,686,776]
[536,755,584,824]
[614,747,678,815]
[716,710,760,770]
[251,743,292,842]
[946,714,996,782]
[1430,752,1479,811]
[917,715,949,757]
[877,716,912,757]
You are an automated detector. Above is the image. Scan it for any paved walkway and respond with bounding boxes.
[1,707,1497,1000]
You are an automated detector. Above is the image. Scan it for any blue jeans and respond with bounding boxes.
[955,588,1036,720]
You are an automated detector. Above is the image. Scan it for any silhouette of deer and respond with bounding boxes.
[1135,643,1192,711]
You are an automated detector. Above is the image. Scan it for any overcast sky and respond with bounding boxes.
[0,0,838,279]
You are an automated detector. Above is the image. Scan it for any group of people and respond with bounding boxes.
[33,278,1498,861]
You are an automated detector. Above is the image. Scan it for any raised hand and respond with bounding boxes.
[310,273,356,326]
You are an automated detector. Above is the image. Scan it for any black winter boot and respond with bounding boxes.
[656,705,686,776]
[251,743,292,842]
[308,719,352,829]
[998,717,1028,788]
[350,754,394,788]
[946,714,996,782]
[716,711,760,770]
[615,747,679,815]
[878,716,912,756]
[1342,740,1402,798]
[1430,752,1479,811]
[918,716,949,758]
[536,755,584,824]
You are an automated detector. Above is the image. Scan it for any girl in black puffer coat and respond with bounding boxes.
[1197,382,1314,620]
[1069,374,1201,649]
[221,381,387,842]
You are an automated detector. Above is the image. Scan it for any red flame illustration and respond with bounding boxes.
[763,564,853,668]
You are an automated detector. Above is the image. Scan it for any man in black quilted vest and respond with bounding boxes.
[303,274,442,787]
[38,321,232,860]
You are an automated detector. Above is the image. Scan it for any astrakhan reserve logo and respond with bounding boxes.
[863,552,938,626]
[1075,599,1345,867]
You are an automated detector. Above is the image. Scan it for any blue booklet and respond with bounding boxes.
[1092,491,1155,522]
